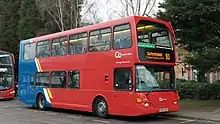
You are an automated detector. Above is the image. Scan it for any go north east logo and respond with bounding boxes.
[114,51,132,59]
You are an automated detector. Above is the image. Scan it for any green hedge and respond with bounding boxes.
[158,79,220,100]
[177,81,220,100]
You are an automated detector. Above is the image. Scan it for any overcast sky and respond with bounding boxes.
[82,0,164,23]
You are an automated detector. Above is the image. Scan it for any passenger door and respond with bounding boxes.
[26,74,36,104]
[111,67,135,115]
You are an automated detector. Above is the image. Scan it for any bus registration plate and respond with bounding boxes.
[159,108,168,112]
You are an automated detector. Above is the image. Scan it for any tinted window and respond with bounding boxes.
[52,37,68,56]
[0,53,12,65]
[69,33,87,54]
[136,21,172,48]
[24,43,36,60]
[51,71,66,88]
[113,24,132,49]
[114,68,132,91]
[36,72,49,87]
[68,71,79,89]
[89,28,111,52]
[152,31,171,47]
[30,75,35,87]
[136,65,175,91]
[37,40,50,58]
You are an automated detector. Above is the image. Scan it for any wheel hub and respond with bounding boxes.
[39,97,45,108]
[97,101,106,114]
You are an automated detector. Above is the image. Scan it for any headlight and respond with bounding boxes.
[144,103,149,107]
[10,91,15,94]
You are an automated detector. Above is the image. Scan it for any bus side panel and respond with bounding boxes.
[48,68,114,112]
[18,43,51,107]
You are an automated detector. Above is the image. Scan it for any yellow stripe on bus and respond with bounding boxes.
[36,59,43,72]
[47,88,53,99]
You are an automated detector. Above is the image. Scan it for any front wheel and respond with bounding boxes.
[37,94,46,110]
[94,97,109,118]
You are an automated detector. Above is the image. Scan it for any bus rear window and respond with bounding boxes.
[113,24,132,49]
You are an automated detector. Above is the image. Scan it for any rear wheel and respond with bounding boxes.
[94,97,109,118]
[37,94,46,110]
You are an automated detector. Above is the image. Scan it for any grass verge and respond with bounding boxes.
[180,100,220,112]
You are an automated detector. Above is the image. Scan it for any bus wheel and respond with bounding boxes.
[37,94,46,110]
[94,97,108,118]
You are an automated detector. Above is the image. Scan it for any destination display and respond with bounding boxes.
[138,45,175,63]
[0,52,12,65]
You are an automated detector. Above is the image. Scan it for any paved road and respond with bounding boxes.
[0,99,216,124]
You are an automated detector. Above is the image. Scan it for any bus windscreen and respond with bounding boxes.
[0,52,12,65]
[0,52,14,90]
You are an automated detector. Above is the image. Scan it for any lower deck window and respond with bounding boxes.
[36,72,49,87]
[68,71,80,88]
[51,71,66,88]
[114,68,132,91]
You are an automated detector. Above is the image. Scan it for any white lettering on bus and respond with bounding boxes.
[116,60,131,64]
[0,68,7,72]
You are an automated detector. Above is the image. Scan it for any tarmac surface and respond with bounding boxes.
[0,99,217,124]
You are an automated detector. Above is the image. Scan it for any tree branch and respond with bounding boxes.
[142,0,152,16]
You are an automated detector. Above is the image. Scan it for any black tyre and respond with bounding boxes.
[37,94,46,110]
[94,97,109,118]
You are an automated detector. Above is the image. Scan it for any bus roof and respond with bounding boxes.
[0,50,10,54]
[21,16,171,44]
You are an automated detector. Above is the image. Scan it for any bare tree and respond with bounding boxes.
[35,0,84,32]
[80,0,103,26]
[107,0,157,18]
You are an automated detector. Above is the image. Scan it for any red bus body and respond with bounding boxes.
[18,16,179,117]
[0,50,16,100]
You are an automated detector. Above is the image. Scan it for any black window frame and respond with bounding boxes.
[113,23,133,50]
[114,67,133,91]
[89,27,112,52]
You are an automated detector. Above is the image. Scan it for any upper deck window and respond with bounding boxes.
[69,33,87,54]
[89,28,111,52]
[52,37,68,56]
[24,43,36,60]
[137,21,172,49]
[37,40,50,58]
[136,20,175,62]
[113,24,132,49]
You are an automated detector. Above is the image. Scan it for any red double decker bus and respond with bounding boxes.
[18,16,179,118]
[0,50,16,100]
